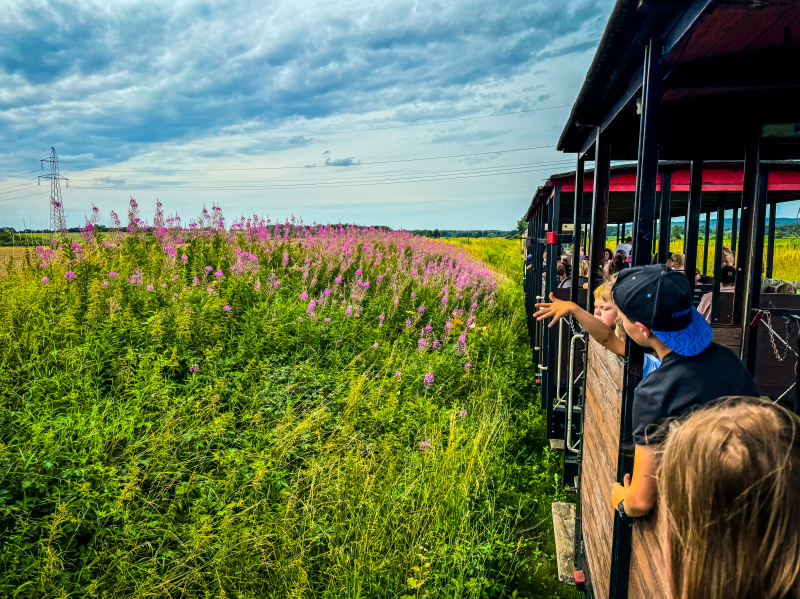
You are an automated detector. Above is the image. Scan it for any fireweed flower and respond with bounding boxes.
[418,305,425,313]
[65,272,76,282]
[335,277,342,283]
[147,285,154,291]
[223,305,232,311]
[378,314,385,328]
[377,275,383,281]
[109,271,118,278]
[204,266,213,272]
[324,318,331,322]
[173,293,178,297]
[395,371,401,380]
[300,293,309,300]
[372,342,379,349]
[171,274,179,281]
[207,288,215,294]
[274,280,280,287]
[41,276,49,284]
[323,289,331,296]
[419,439,432,451]
[465,363,471,370]
[215,270,223,277]
[459,409,467,418]
[418,338,427,351]
[424,373,434,389]
[411,292,416,298]
[190,364,200,373]
[192,278,200,284]
[181,255,188,263]
[405,319,412,328]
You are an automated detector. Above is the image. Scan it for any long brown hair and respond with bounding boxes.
[658,397,800,599]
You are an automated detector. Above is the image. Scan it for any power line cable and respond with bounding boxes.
[69,158,577,186]
[63,144,558,174]
[0,169,41,182]
[154,104,574,146]
[70,163,572,192]
[0,184,39,196]
[0,190,49,203]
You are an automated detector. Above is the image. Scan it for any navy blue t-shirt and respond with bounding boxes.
[632,342,758,445]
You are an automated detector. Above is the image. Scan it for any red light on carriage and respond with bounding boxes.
[574,570,586,590]
[547,231,559,244]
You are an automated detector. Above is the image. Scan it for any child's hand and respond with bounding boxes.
[533,292,576,327]
[611,473,631,509]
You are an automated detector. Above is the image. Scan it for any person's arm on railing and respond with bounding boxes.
[534,292,625,355]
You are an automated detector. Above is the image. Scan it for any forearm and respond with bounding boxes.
[570,308,625,355]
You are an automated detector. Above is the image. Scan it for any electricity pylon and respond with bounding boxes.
[39,147,69,234]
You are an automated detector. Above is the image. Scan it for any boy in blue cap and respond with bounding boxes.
[608,265,757,519]
[533,264,758,519]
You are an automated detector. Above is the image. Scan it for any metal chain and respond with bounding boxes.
[567,315,585,337]
[763,311,794,362]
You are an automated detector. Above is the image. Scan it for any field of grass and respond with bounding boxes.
[0,217,576,598]
[605,237,800,281]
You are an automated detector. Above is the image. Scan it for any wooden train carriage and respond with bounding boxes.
[521,0,800,597]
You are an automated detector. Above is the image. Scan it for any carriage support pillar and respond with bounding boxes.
[711,194,726,323]
[684,159,703,295]
[588,131,611,315]
[658,169,672,263]
[767,201,777,279]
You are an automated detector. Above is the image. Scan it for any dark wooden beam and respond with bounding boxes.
[570,158,585,302]
[767,201,777,279]
[743,168,768,371]
[611,37,662,599]
[702,212,710,274]
[658,169,672,262]
[733,128,761,329]
[588,129,611,314]
[731,207,739,256]
[711,195,725,323]
[684,159,704,294]
[545,187,563,438]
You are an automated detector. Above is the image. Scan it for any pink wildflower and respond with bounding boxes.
[223,305,232,311]
[419,439,432,451]
[65,272,76,282]
[147,284,154,291]
[41,276,49,284]
[423,373,434,389]
[190,364,200,374]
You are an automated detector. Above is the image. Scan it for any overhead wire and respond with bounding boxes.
[68,158,577,187]
[62,144,559,174]
[152,104,574,146]
[69,162,576,192]
[0,190,50,203]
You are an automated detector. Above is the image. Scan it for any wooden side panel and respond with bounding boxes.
[712,324,742,353]
[582,338,623,599]
[628,507,670,599]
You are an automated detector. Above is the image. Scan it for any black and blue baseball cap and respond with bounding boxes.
[612,264,712,356]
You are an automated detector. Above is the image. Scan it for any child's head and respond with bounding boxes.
[671,252,686,269]
[658,396,800,599]
[579,259,590,278]
[593,279,618,328]
[721,246,735,267]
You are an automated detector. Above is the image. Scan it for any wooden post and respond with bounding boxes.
[711,196,726,323]
[743,168,768,371]
[703,212,711,274]
[733,128,761,329]
[588,130,611,314]
[731,207,739,256]
[545,187,563,438]
[767,201,777,279]
[658,169,672,262]
[684,159,704,294]
[570,158,585,301]
[610,37,662,599]
[616,223,621,246]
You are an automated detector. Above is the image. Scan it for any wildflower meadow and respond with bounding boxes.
[0,202,575,599]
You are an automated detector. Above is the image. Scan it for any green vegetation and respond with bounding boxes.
[0,219,576,599]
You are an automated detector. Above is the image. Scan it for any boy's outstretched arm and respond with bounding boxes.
[533,292,625,355]
[610,444,658,517]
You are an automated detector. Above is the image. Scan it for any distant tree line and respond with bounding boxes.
[412,229,518,239]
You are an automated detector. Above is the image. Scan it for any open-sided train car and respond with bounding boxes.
[522,1,800,597]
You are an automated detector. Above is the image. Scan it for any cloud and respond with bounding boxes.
[324,156,360,167]
[94,176,127,186]
[0,0,616,228]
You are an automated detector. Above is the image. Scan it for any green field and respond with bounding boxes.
[0,227,576,599]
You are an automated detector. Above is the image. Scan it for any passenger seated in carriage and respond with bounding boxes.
[698,265,736,322]
[609,266,758,519]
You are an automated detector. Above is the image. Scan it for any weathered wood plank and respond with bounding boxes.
[552,502,577,584]
[629,507,670,599]
[581,337,624,599]
[712,324,742,352]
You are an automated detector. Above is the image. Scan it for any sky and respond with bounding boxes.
[0,0,620,230]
